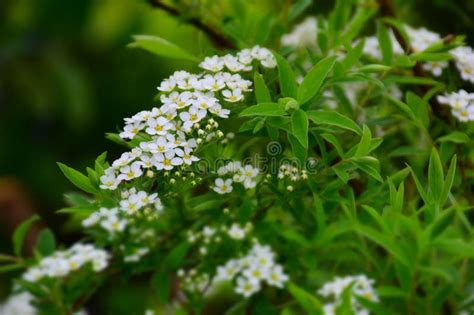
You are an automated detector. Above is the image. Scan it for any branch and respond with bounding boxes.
[147,0,236,50]
[378,0,453,124]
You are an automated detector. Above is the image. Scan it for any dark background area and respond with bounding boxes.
[1,0,473,312]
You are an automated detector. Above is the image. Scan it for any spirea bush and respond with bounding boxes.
[2,0,474,314]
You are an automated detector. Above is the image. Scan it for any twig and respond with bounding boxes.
[378,0,453,124]
[147,0,236,50]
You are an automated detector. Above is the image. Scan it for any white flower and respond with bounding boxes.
[265,265,288,288]
[100,170,120,190]
[227,223,247,240]
[422,61,448,77]
[157,78,176,92]
[118,161,143,181]
[243,265,269,283]
[222,89,244,103]
[154,150,183,170]
[179,107,207,130]
[213,178,233,194]
[199,56,225,72]
[235,276,261,297]
[215,259,242,281]
[0,292,36,315]
[101,215,127,233]
[452,106,474,122]
[145,117,174,136]
[119,122,144,139]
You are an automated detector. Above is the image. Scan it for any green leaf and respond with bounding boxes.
[437,132,469,144]
[287,282,323,315]
[291,110,309,148]
[355,225,410,266]
[289,0,312,21]
[297,56,337,104]
[13,215,39,256]
[386,96,417,121]
[411,52,452,62]
[58,163,99,194]
[95,151,108,176]
[254,72,272,103]
[440,155,457,206]
[35,229,56,256]
[273,52,297,98]
[240,103,286,117]
[320,133,344,157]
[358,64,391,73]
[341,40,365,71]
[408,165,429,204]
[380,18,410,51]
[307,110,361,135]
[129,35,198,62]
[387,75,440,86]
[429,208,456,239]
[340,7,377,43]
[164,242,190,271]
[351,157,383,183]
[428,148,444,205]
[355,125,372,157]
[406,92,429,128]
[377,21,393,65]
[288,133,307,165]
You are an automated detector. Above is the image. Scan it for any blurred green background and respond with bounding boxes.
[1,0,473,313]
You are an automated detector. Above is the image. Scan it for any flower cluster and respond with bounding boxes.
[437,90,474,122]
[213,161,259,194]
[0,292,87,315]
[278,164,309,182]
[281,17,318,49]
[83,188,162,235]
[0,292,37,315]
[187,222,253,256]
[199,46,276,72]
[213,243,289,297]
[100,47,276,191]
[22,244,108,282]
[318,275,379,315]
[451,46,474,83]
[177,268,211,293]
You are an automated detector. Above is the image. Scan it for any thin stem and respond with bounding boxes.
[147,0,236,50]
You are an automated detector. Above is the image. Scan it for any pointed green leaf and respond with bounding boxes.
[129,35,198,62]
[240,103,286,117]
[297,56,337,104]
[57,163,99,194]
[35,229,56,256]
[273,52,297,98]
[428,148,444,204]
[291,110,309,148]
[13,215,39,256]
[307,110,361,134]
[440,155,457,206]
[287,282,324,314]
[254,72,272,103]
[377,21,393,65]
